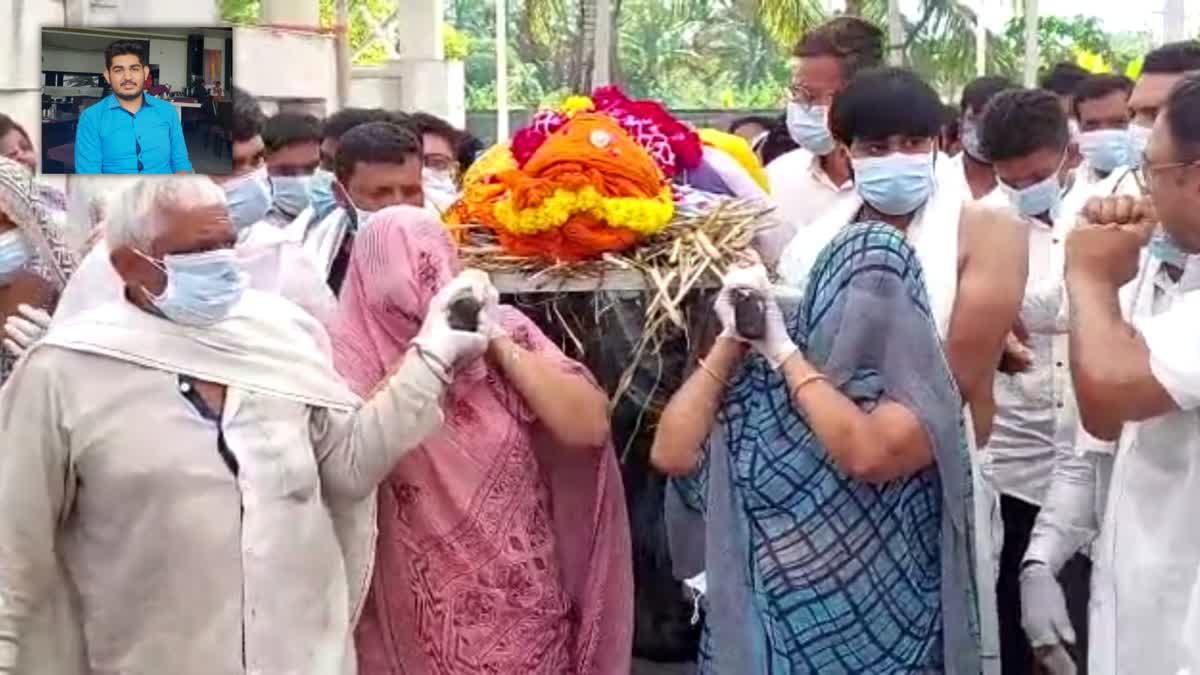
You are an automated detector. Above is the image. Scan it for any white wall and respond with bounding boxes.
[40,48,104,73]
[234,26,338,116]
[147,39,187,91]
[41,40,187,91]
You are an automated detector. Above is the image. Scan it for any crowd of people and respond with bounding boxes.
[0,13,1198,675]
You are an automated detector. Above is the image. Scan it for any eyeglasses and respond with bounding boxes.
[788,83,834,108]
[136,138,143,173]
[1137,153,1199,194]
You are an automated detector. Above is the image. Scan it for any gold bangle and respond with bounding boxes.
[696,358,730,388]
[789,372,828,399]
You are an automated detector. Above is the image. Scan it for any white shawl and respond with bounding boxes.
[23,291,374,675]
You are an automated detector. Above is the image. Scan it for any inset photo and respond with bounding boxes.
[40,26,234,176]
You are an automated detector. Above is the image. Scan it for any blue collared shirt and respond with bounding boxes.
[74,93,193,174]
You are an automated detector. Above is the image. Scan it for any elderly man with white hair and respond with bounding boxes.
[0,175,494,674]
[2,174,336,359]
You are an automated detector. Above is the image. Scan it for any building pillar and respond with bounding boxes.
[349,0,466,129]
[260,0,320,29]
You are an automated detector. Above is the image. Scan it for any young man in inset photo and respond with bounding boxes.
[74,40,193,175]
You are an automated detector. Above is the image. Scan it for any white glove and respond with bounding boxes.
[474,271,508,341]
[3,304,52,358]
[714,265,798,370]
[411,270,490,376]
[1020,561,1076,650]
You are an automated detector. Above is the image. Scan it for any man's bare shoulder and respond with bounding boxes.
[959,202,1029,263]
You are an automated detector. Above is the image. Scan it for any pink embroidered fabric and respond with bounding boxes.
[328,206,633,675]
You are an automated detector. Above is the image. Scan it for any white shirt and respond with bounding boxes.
[764,148,855,249]
[985,182,1093,506]
[0,299,447,675]
[1089,258,1200,675]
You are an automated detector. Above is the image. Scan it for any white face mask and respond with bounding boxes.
[1128,124,1152,166]
[998,153,1068,219]
[785,102,836,156]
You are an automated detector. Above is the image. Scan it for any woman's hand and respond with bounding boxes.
[411,270,491,375]
[715,264,798,369]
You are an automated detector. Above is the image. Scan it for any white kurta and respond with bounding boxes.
[0,293,448,675]
[986,180,1095,507]
[763,148,855,254]
[1090,260,1200,675]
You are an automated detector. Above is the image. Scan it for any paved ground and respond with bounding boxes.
[631,659,694,675]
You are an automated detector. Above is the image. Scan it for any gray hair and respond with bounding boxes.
[105,176,227,252]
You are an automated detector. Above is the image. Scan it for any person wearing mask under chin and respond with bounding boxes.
[979,88,1095,675]
[303,121,424,296]
[1059,73,1200,675]
[764,17,882,252]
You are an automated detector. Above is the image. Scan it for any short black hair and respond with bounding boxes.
[1039,62,1089,97]
[1072,74,1134,118]
[829,67,944,145]
[0,114,30,146]
[1143,41,1200,76]
[793,17,885,82]
[759,117,800,165]
[980,88,1070,162]
[230,85,265,143]
[457,133,486,172]
[728,115,774,136]
[941,104,961,143]
[321,107,406,142]
[1166,73,1200,162]
[960,76,1018,114]
[408,112,462,150]
[104,40,146,70]
[334,121,423,183]
[263,112,322,154]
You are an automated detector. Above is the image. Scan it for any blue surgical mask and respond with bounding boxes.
[960,119,987,162]
[1149,228,1190,269]
[1128,124,1152,166]
[1077,129,1135,174]
[224,170,271,231]
[269,174,312,219]
[1000,168,1066,220]
[852,153,936,216]
[138,249,247,326]
[309,169,339,221]
[785,102,836,156]
[0,229,31,284]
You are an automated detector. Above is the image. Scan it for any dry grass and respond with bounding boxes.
[454,198,773,409]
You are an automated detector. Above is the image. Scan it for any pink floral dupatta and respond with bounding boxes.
[329,206,632,675]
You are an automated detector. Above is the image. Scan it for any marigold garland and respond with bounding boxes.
[493,184,674,236]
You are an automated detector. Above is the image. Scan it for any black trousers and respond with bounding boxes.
[997,494,1091,675]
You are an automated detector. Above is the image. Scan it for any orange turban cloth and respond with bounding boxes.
[487,113,675,262]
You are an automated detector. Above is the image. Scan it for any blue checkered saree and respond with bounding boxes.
[666,223,982,674]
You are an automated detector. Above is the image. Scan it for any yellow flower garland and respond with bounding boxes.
[559,95,596,118]
[493,185,674,236]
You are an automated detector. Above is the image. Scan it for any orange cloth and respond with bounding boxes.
[489,114,669,261]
